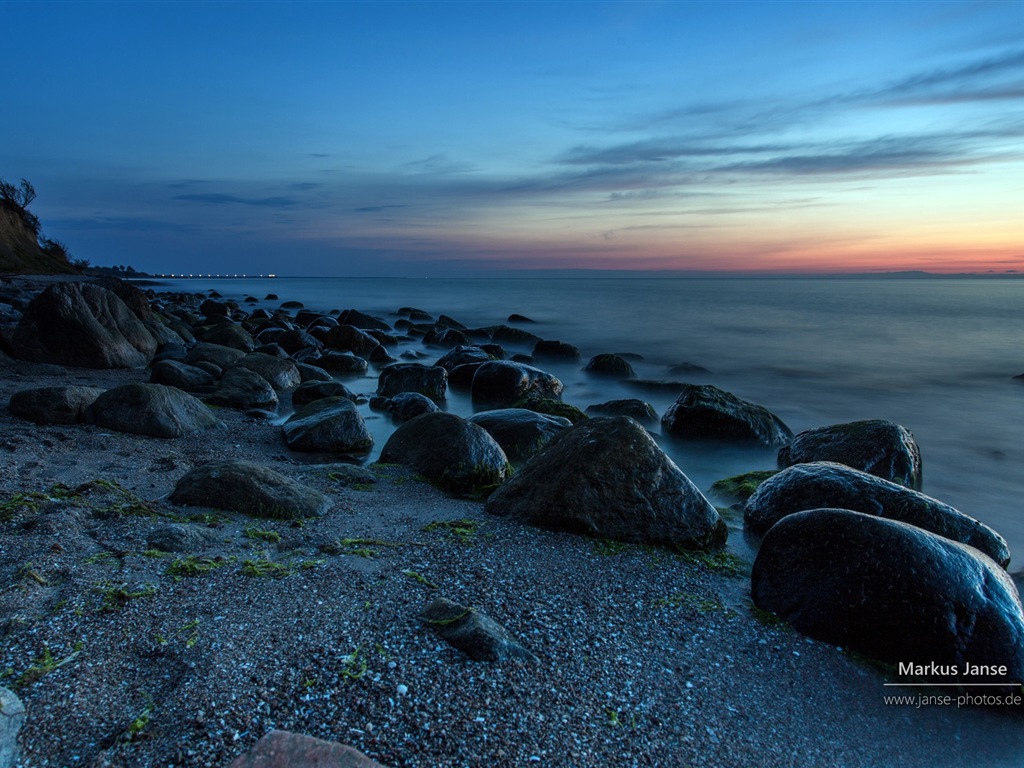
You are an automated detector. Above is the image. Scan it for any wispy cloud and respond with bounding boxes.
[172,193,299,208]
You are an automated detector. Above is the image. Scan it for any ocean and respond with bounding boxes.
[150,276,1024,569]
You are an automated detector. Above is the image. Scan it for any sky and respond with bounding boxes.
[3,0,1023,277]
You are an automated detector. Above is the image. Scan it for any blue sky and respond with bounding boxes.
[3,1,1023,276]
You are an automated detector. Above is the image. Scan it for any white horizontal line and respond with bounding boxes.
[883,683,1019,687]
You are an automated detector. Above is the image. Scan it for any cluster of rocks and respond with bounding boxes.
[3,277,1023,691]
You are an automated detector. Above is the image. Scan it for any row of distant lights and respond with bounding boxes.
[155,274,277,278]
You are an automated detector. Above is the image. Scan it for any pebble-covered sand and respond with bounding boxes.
[1,279,1023,767]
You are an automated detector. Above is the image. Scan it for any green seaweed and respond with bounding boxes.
[422,518,479,544]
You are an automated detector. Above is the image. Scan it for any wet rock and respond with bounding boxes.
[751,508,1024,682]
[85,383,223,438]
[317,351,369,375]
[471,360,563,407]
[422,597,538,663]
[206,367,279,410]
[533,339,580,361]
[778,419,923,489]
[585,398,657,426]
[584,353,635,379]
[282,397,373,454]
[295,362,333,383]
[486,416,724,550]
[149,359,215,391]
[200,323,255,352]
[661,384,792,447]
[10,282,157,368]
[9,385,104,424]
[184,342,245,369]
[423,327,470,348]
[387,392,441,421]
[468,408,572,463]
[708,470,778,504]
[230,352,301,391]
[337,309,391,331]
[484,324,541,345]
[744,462,1009,566]
[292,380,357,408]
[377,363,448,401]
[275,329,323,356]
[170,460,329,519]
[325,324,382,357]
[146,523,220,553]
[513,395,588,424]
[224,730,385,768]
[668,361,711,375]
[379,412,509,497]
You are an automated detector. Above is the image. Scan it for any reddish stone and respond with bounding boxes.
[224,730,386,768]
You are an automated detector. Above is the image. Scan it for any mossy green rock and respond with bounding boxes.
[170,460,329,519]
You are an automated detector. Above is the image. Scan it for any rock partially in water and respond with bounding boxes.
[325,324,382,358]
[486,416,725,550]
[379,412,509,497]
[170,460,329,519]
[585,398,657,426]
[377,362,448,401]
[778,419,923,489]
[206,367,279,410]
[744,461,1009,566]
[584,353,635,379]
[291,380,357,408]
[317,351,369,375]
[86,383,223,438]
[9,385,105,424]
[386,392,441,421]
[230,352,301,391]
[200,323,255,352]
[282,397,373,453]
[422,597,538,663]
[533,339,581,361]
[471,361,563,408]
[661,384,792,447]
[184,342,245,370]
[468,408,572,462]
[752,508,1024,682]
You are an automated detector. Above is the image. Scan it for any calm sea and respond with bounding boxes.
[151,276,1024,568]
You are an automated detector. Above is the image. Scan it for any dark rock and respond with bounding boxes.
[743,462,1009,566]
[337,309,391,331]
[9,386,105,424]
[200,323,255,352]
[377,363,448,401]
[623,379,691,393]
[379,412,509,497]
[325,324,382,357]
[751,508,1024,682]
[422,597,537,663]
[224,729,385,768]
[584,353,635,379]
[533,340,580,361]
[708,470,778,504]
[276,329,323,355]
[468,408,572,463]
[264,294,279,300]
[448,363,485,390]
[170,460,329,519]
[585,398,657,425]
[146,523,219,553]
[479,343,505,359]
[668,361,711,375]
[149,359,216,391]
[486,416,724,550]
[85,383,223,438]
[387,392,441,421]
[230,352,301,390]
[471,361,563,407]
[280,300,304,309]
[484,324,541,345]
[11,282,158,368]
[423,327,470,348]
[317,351,369,375]
[435,345,494,371]
[252,342,288,359]
[513,394,588,424]
[282,397,373,454]
[295,362,333,383]
[292,380,356,408]
[152,342,188,363]
[436,314,467,330]
[365,329,398,347]
[185,342,245,369]
[368,345,398,366]
[199,298,230,318]
[778,419,923,489]
[507,313,536,324]
[193,361,222,378]
[661,384,792,447]
[206,367,279,410]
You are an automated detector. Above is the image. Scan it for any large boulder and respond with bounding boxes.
[184,342,245,369]
[206,367,279,410]
[9,385,105,425]
[291,380,356,408]
[584,353,635,379]
[661,384,792,447]
[230,352,301,390]
[435,345,494,371]
[778,419,923,489]
[468,408,572,463]
[282,397,373,454]
[85,383,223,438]
[385,392,441,421]
[471,361,563,407]
[325,324,382,357]
[486,416,725,550]
[751,508,1024,682]
[378,412,509,497]
[224,730,384,768]
[743,461,1009,566]
[377,363,447,401]
[200,323,255,352]
[586,398,657,426]
[317,351,369,375]
[170,460,329,519]
[10,282,157,368]
[533,340,580,361]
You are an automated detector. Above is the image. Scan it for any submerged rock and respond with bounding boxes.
[486,416,725,550]
[170,460,329,519]
[379,412,509,497]
[752,508,1024,682]
[778,419,923,489]
[661,384,792,447]
[743,461,1009,566]
[86,383,223,438]
[422,597,537,663]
